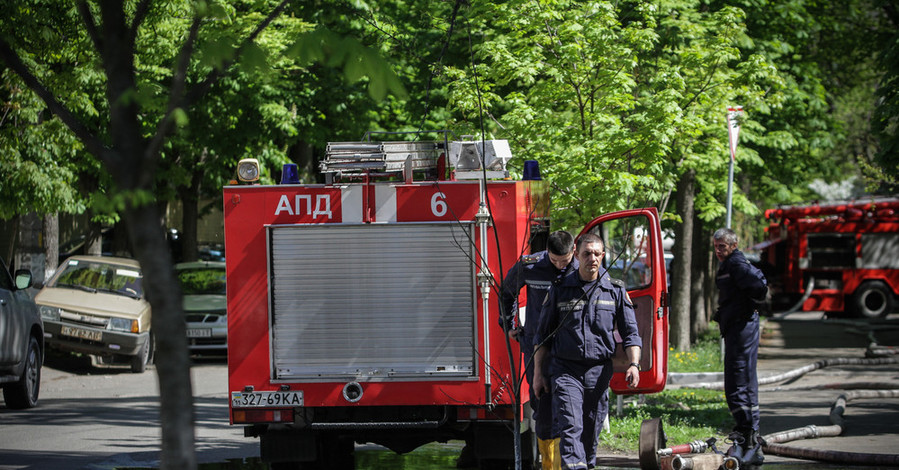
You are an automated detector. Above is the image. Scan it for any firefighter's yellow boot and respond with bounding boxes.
[538,438,561,470]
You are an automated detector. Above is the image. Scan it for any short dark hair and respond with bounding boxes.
[713,228,738,245]
[547,230,575,255]
[576,232,604,253]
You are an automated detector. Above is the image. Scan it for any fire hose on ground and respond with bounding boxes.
[762,388,899,466]
[649,347,899,467]
[673,355,899,391]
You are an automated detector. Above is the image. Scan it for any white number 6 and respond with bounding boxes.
[431,192,447,217]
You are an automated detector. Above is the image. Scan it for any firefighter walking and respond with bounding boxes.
[500,230,578,470]
[532,233,642,469]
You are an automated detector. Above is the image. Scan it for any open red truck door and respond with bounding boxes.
[579,208,668,394]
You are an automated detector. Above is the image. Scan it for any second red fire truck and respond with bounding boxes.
[223,134,669,468]
[759,198,899,318]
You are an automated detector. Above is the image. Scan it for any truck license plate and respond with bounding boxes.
[232,391,304,408]
[187,328,212,338]
[60,325,103,342]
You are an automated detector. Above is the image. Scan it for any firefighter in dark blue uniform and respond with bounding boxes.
[713,228,768,466]
[533,233,642,470]
[500,230,577,470]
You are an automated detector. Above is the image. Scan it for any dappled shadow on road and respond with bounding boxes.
[762,315,899,350]
[0,394,228,428]
[0,394,253,468]
[42,348,228,376]
[0,448,134,470]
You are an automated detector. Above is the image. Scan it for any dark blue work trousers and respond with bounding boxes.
[522,336,556,440]
[551,361,612,470]
[723,314,761,433]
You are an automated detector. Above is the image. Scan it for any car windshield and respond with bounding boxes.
[177,267,226,295]
[53,259,143,298]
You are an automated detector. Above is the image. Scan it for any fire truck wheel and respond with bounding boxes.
[130,333,155,373]
[852,281,894,319]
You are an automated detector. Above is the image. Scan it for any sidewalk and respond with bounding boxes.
[598,312,899,468]
[754,313,899,464]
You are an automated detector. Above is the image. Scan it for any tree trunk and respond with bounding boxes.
[43,213,59,284]
[704,221,718,331]
[180,178,200,263]
[111,221,130,257]
[291,141,317,183]
[4,215,19,264]
[85,219,103,255]
[671,168,696,351]
[690,215,708,341]
[123,203,196,470]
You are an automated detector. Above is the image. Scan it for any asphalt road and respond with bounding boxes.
[0,352,253,470]
[3,312,898,470]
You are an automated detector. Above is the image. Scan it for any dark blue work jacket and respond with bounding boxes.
[499,251,578,339]
[533,270,642,365]
[715,249,768,332]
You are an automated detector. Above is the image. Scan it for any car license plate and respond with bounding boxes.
[231,391,304,408]
[60,325,103,342]
[187,328,212,338]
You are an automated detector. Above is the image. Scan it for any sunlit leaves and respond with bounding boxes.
[286,27,407,101]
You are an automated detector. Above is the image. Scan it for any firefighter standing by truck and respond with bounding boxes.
[532,233,642,470]
[713,227,767,466]
[500,230,578,470]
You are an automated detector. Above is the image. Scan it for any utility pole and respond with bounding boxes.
[725,106,743,229]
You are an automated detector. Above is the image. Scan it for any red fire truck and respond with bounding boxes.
[223,135,669,468]
[760,198,899,318]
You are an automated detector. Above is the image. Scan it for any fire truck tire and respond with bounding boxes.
[852,281,895,319]
[130,333,154,373]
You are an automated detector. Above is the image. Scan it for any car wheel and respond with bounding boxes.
[3,336,42,409]
[130,334,154,373]
[852,280,894,319]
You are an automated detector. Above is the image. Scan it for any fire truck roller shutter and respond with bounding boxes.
[267,222,479,380]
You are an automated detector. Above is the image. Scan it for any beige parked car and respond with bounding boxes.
[36,256,152,373]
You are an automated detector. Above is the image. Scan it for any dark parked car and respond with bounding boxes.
[0,257,43,409]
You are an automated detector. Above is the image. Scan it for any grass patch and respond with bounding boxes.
[601,388,732,452]
[600,331,732,452]
[667,330,723,373]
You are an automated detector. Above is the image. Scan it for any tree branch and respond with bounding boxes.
[186,0,292,104]
[150,0,291,167]
[146,17,201,163]
[76,1,103,53]
[0,38,107,158]
[130,0,153,39]
[680,56,720,111]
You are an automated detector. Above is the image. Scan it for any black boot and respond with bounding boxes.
[724,430,747,460]
[741,429,765,466]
